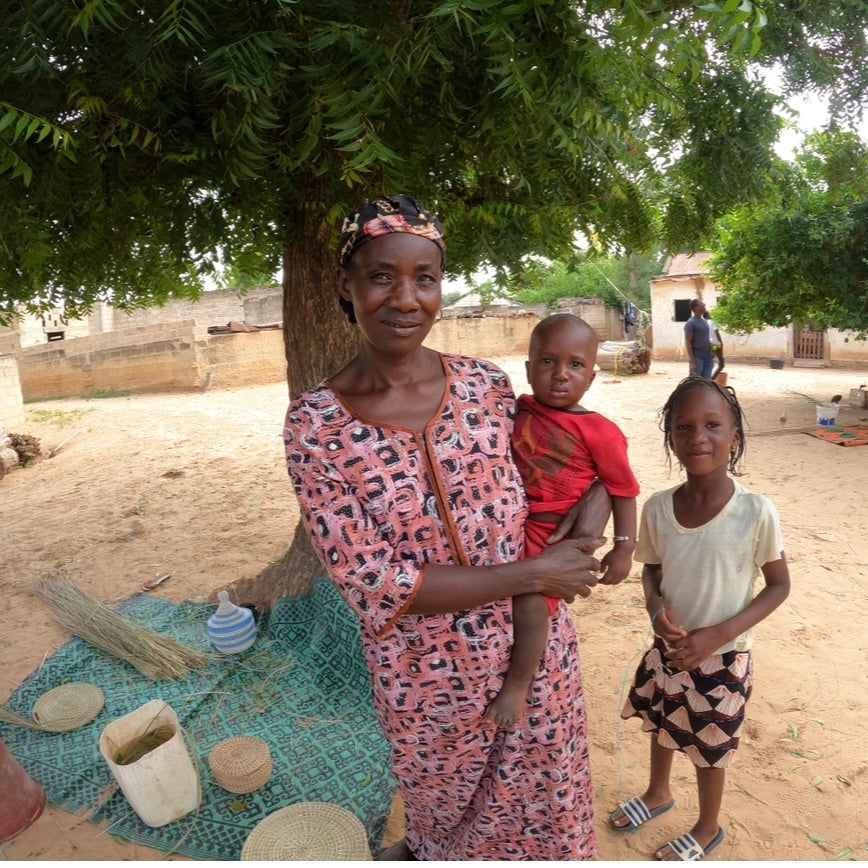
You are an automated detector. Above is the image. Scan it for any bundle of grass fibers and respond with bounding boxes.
[0,706,45,730]
[34,573,211,680]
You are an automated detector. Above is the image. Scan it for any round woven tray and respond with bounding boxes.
[209,736,272,794]
[32,683,105,732]
[241,802,372,861]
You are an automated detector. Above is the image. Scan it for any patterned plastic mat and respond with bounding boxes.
[805,425,868,446]
[0,579,394,860]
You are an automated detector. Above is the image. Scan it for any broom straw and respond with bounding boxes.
[34,574,211,681]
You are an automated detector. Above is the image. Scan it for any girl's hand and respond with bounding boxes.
[652,607,687,644]
[664,626,723,671]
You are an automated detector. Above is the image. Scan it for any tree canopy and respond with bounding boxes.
[709,130,868,338]
[2,1,867,388]
[1,4,863,302]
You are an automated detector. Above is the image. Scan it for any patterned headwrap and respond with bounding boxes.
[337,194,446,268]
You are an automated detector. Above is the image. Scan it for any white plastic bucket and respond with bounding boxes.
[816,402,841,427]
[99,700,199,827]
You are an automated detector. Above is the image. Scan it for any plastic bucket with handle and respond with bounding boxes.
[816,403,840,427]
[0,738,46,843]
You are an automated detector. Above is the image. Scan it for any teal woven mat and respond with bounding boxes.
[0,579,394,860]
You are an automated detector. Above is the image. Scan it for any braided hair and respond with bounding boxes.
[660,377,746,475]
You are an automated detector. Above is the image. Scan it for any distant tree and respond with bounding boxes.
[512,252,662,310]
[710,131,868,337]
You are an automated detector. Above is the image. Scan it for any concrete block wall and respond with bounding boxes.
[16,310,666,403]
[553,297,629,340]
[104,286,281,332]
[242,292,284,325]
[0,354,26,430]
[20,321,201,399]
[18,321,288,400]
[0,323,21,356]
[195,329,286,389]
[427,313,538,358]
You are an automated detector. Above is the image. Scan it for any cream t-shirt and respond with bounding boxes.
[635,481,783,653]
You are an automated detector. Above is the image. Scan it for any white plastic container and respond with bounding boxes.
[99,700,200,827]
[816,402,841,427]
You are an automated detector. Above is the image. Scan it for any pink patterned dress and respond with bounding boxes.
[284,354,596,860]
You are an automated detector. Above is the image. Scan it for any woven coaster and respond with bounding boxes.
[241,802,373,861]
[32,683,105,732]
[209,736,273,794]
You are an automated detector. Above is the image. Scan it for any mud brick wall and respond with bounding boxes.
[0,354,26,430]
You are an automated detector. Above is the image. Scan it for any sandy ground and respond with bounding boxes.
[1,358,867,862]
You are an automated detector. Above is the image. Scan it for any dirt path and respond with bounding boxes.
[1,360,866,861]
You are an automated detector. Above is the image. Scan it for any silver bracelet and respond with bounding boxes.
[651,605,666,627]
[613,535,634,543]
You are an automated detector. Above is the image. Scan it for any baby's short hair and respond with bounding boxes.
[529,313,598,354]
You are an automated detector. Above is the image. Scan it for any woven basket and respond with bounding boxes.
[32,683,105,732]
[208,736,272,794]
[241,802,372,861]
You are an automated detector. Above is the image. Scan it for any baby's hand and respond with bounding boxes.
[599,547,632,585]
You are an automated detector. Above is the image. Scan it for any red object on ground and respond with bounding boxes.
[0,738,46,843]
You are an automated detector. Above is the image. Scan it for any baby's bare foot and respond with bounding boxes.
[484,688,524,728]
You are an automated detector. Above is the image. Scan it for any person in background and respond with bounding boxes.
[611,377,790,861]
[485,313,639,729]
[683,299,713,379]
[284,194,609,860]
[704,309,725,382]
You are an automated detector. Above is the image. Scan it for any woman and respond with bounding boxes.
[284,195,604,860]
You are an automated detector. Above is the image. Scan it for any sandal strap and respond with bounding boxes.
[668,833,704,861]
[619,796,653,827]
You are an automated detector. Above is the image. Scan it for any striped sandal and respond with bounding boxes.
[654,828,724,861]
[609,796,675,832]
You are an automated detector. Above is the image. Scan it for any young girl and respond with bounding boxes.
[611,377,790,861]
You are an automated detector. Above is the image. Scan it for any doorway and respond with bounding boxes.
[793,323,826,366]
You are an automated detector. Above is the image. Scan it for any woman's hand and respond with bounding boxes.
[546,481,611,546]
[530,538,603,602]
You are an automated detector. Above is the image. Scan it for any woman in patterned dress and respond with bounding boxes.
[284,195,606,860]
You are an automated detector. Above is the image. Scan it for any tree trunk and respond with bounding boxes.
[211,200,359,610]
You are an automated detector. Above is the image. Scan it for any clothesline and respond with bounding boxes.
[587,261,651,320]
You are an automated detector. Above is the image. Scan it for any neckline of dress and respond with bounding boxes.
[325,352,452,433]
